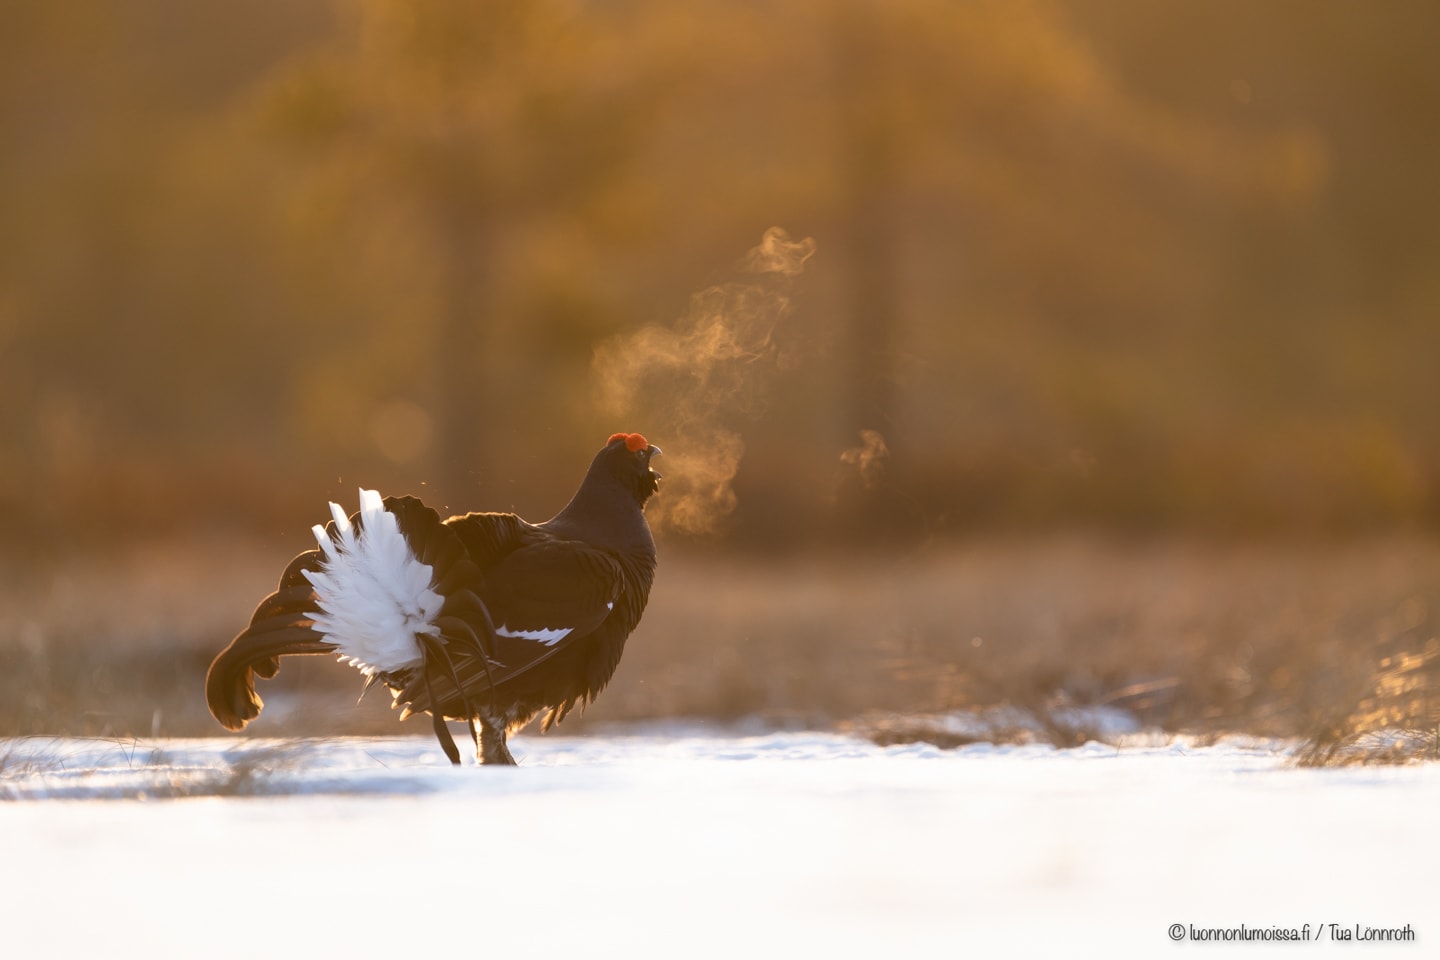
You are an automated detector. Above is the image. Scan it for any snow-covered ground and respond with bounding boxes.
[2,729,1435,958]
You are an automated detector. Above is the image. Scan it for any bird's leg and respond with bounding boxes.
[473,716,517,766]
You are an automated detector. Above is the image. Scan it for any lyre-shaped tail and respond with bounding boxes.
[205,550,336,731]
[205,494,501,764]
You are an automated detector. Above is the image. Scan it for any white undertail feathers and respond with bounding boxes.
[303,489,442,676]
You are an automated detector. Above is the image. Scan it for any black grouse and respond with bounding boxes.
[205,432,661,765]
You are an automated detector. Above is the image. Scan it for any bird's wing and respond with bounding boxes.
[391,527,627,719]
[482,538,624,660]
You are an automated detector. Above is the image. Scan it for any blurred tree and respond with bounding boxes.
[0,1,336,538]
[3,0,1440,543]
[831,0,902,444]
[250,0,668,507]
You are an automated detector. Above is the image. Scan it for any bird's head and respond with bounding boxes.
[605,432,662,506]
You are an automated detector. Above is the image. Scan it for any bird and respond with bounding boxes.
[205,432,661,765]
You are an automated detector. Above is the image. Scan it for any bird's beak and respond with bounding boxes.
[649,444,662,478]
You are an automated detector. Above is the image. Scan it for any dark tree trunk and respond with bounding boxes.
[831,2,912,539]
[433,205,500,511]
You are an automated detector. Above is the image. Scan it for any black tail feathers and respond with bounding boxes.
[205,549,335,731]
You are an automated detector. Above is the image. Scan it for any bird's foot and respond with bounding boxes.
[474,717,518,766]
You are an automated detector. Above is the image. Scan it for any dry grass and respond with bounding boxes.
[0,737,339,799]
[0,737,69,779]
[2,535,1438,761]
[1294,639,1440,766]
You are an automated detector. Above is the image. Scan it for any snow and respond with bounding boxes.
[2,729,1437,958]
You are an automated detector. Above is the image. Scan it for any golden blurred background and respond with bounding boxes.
[3,1,1439,751]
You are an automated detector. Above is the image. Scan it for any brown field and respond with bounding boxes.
[3,536,1436,763]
